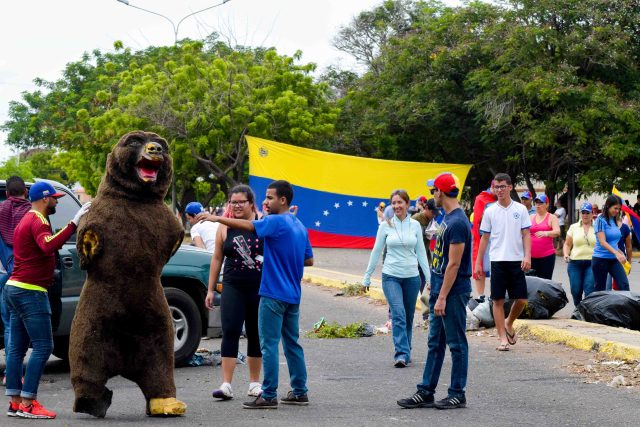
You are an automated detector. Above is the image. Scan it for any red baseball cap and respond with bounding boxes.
[433,172,460,195]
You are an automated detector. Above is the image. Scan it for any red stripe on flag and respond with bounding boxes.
[307,229,376,249]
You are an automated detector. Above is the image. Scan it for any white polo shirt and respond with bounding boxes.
[480,201,531,261]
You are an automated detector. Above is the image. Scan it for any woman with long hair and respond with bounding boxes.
[591,195,630,291]
[363,190,430,367]
[529,194,560,279]
[563,202,595,306]
[206,185,263,400]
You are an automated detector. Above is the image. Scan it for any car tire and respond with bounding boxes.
[52,336,70,361]
[164,287,202,367]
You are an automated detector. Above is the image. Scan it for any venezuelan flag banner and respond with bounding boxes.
[247,136,472,248]
[613,186,640,239]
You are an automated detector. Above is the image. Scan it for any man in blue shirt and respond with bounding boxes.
[197,180,314,409]
[398,172,471,410]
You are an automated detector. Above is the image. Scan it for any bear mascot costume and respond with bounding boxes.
[69,131,186,418]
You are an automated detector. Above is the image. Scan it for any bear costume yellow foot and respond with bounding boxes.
[147,398,187,417]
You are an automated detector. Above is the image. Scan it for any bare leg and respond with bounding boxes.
[475,275,486,297]
[247,356,262,383]
[492,299,508,346]
[505,299,527,336]
[221,357,236,384]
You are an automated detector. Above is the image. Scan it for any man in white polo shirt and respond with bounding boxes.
[475,173,531,352]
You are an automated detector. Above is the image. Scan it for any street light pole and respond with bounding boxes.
[116,0,232,213]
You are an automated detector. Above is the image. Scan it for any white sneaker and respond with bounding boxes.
[212,382,234,400]
[247,382,263,397]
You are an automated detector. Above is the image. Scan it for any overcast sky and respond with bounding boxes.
[0,0,459,161]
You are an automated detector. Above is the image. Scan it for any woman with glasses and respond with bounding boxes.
[206,185,264,400]
[363,190,430,367]
[529,194,560,279]
[591,195,630,291]
[563,203,596,306]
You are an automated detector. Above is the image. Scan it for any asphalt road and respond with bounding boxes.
[311,247,640,318]
[3,283,639,426]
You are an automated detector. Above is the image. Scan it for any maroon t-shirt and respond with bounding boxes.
[0,196,31,245]
[9,210,76,289]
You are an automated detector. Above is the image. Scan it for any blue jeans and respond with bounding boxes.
[567,260,594,306]
[591,257,629,292]
[0,278,11,353]
[381,274,421,362]
[4,285,53,399]
[418,292,470,398]
[258,297,307,400]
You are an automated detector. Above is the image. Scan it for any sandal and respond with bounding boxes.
[506,329,517,346]
[496,343,510,351]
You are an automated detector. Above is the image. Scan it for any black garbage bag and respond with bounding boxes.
[520,276,568,319]
[572,291,640,331]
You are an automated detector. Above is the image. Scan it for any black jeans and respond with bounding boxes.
[531,254,556,280]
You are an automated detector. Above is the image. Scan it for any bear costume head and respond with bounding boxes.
[98,131,173,201]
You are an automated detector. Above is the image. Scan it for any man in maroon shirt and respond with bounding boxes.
[0,176,32,384]
[5,181,89,419]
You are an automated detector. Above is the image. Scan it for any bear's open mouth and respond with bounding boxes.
[136,157,162,183]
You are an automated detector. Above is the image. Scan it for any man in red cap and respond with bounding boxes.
[475,173,531,352]
[398,172,472,410]
[5,181,90,419]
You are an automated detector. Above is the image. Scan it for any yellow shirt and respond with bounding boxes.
[567,222,596,260]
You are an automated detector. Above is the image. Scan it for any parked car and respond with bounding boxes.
[0,179,221,366]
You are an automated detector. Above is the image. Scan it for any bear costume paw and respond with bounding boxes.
[147,398,187,417]
[73,388,113,418]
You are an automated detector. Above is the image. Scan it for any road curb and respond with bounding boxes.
[515,319,640,362]
[303,273,387,304]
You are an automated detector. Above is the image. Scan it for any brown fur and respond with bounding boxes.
[69,131,184,417]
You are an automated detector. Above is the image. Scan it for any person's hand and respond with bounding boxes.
[521,257,531,271]
[474,261,484,279]
[534,231,547,238]
[434,296,446,317]
[195,212,218,223]
[563,255,570,263]
[205,290,215,310]
[290,205,298,215]
[616,252,627,264]
[363,279,370,292]
[72,202,91,225]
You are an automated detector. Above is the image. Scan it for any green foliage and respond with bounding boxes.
[342,283,368,296]
[306,321,367,339]
[0,149,70,185]
[0,157,34,181]
[2,38,338,208]
[333,0,640,195]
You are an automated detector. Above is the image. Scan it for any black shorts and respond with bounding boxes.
[490,261,528,300]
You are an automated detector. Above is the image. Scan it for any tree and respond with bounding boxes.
[3,39,339,210]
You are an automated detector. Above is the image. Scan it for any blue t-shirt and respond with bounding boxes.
[430,208,472,296]
[618,223,630,254]
[593,215,622,259]
[253,213,313,304]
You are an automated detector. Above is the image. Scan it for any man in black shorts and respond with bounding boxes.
[475,173,531,351]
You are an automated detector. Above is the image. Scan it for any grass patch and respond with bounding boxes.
[342,283,367,296]
[306,321,366,338]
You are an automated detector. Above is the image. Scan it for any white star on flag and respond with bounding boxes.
[362,201,368,207]
[323,210,329,216]
[315,221,321,227]
[347,200,353,206]
[334,202,340,209]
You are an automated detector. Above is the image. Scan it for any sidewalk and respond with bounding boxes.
[303,266,640,362]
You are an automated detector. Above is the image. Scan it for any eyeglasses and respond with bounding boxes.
[493,185,509,190]
[229,200,249,206]
[430,188,438,194]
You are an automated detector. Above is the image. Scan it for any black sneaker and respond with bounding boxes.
[280,391,309,406]
[394,359,407,368]
[242,396,278,409]
[397,391,435,409]
[434,395,466,409]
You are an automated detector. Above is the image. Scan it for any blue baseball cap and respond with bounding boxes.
[29,182,65,202]
[534,194,548,204]
[580,202,593,213]
[521,191,532,200]
[185,202,204,216]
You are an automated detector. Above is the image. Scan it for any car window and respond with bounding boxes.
[50,190,80,237]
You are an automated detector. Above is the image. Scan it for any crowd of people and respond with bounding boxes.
[1,169,638,417]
